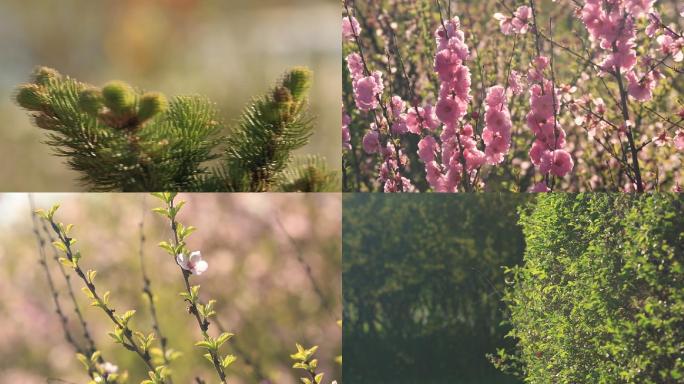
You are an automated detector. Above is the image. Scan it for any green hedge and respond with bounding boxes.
[343,194,528,384]
[500,194,684,383]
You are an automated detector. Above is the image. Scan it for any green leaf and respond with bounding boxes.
[152,207,170,219]
[121,309,136,325]
[76,353,90,370]
[195,340,215,351]
[81,287,95,300]
[158,241,174,254]
[58,257,72,268]
[203,353,214,364]
[48,204,60,219]
[222,354,237,368]
[52,241,67,253]
[35,209,48,220]
[216,332,234,348]
[86,269,97,283]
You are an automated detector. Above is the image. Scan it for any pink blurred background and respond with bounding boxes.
[0,193,341,383]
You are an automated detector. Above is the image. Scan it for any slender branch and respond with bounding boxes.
[45,216,159,374]
[274,217,332,315]
[344,0,406,191]
[614,65,644,191]
[37,209,98,357]
[213,318,271,384]
[30,195,107,383]
[138,197,173,384]
[166,197,229,384]
[29,195,84,356]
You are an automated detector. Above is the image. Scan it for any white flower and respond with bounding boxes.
[176,251,208,275]
[101,361,118,375]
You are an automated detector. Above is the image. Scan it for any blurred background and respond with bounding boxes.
[0,193,341,384]
[0,0,340,190]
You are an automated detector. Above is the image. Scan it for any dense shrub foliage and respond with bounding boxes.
[343,194,528,383]
[497,194,684,383]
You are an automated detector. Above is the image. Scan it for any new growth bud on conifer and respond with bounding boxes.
[273,86,293,104]
[32,66,61,86]
[282,67,312,102]
[15,84,48,111]
[102,81,135,114]
[137,92,168,122]
[78,88,104,116]
[273,86,293,121]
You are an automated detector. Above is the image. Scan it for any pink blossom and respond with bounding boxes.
[346,53,364,80]
[482,86,512,164]
[493,13,514,35]
[674,130,684,151]
[434,49,461,83]
[464,147,486,171]
[391,117,408,135]
[582,0,640,72]
[177,251,208,276]
[440,65,472,101]
[421,103,441,130]
[436,97,463,125]
[508,70,523,95]
[600,38,637,71]
[425,161,443,190]
[494,6,530,35]
[646,12,660,37]
[362,128,380,154]
[657,35,684,62]
[540,149,574,177]
[405,108,422,134]
[529,82,556,120]
[342,16,361,41]
[435,17,463,51]
[485,85,506,107]
[652,131,669,147]
[389,95,405,117]
[626,71,655,101]
[342,109,351,150]
[353,72,383,111]
[418,136,439,162]
[406,104,439,134]
[528,56,549,83]
[512,6,531,34]
[526,63,573,180]
[530,182,550,192]
[625,0,655,17]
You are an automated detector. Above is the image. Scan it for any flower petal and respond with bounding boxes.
[194,260,208,275]
[189,251,202,263]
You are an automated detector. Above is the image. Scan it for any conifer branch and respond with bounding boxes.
[15,66,336,191]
